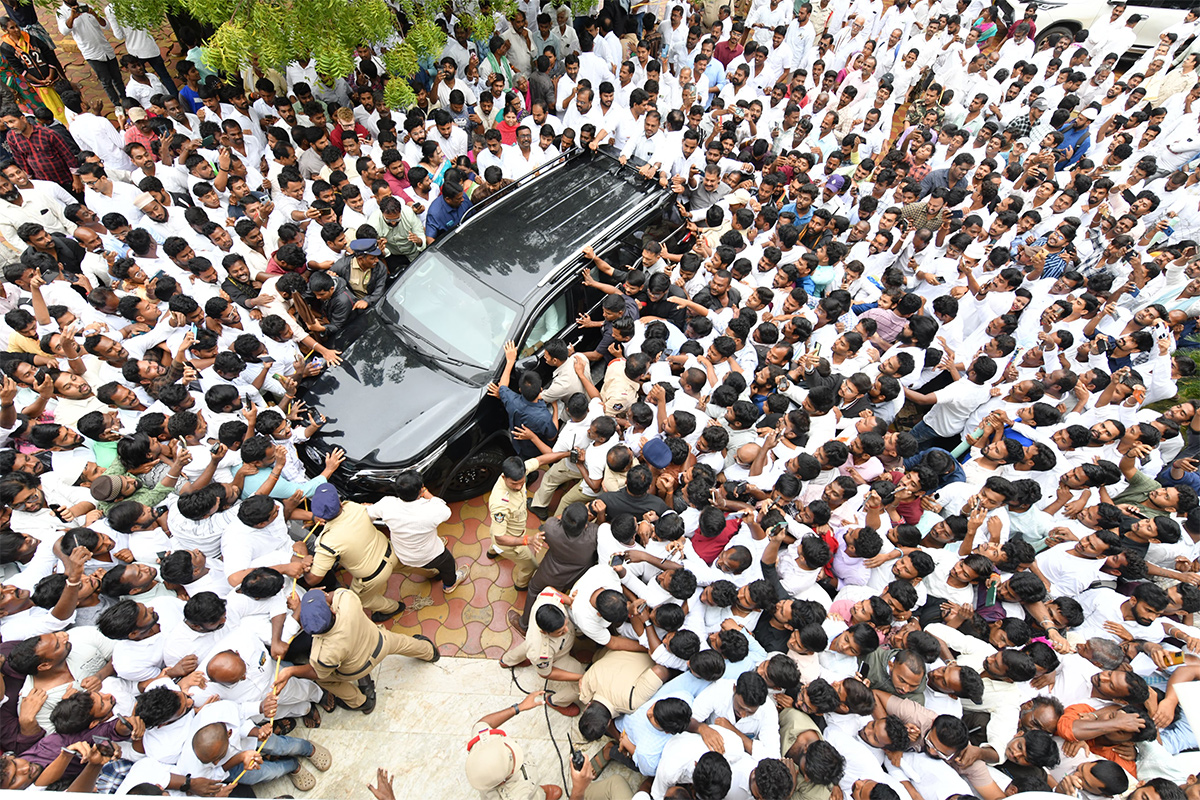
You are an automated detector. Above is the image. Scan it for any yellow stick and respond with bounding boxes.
[228,579,302,788]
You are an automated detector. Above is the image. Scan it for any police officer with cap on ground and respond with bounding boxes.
[467,689,563,800]
[272,587,439,714]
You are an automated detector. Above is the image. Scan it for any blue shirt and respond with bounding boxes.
[241,469,328,499]
[498,386,557,458]
[179,86,202,114]
[1055,121,1092,169]
[779,204,814,229]
[425,193,472,240]
[615,688,694,775]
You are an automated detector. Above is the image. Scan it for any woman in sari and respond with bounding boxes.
[972,7,1000,47]
[0,15,66,122]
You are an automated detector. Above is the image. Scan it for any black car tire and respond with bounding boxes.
[1036,23,1077,48]
[442,448,507,502]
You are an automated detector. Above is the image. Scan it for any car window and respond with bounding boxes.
[387,252,521,368]
[521,293,570,358]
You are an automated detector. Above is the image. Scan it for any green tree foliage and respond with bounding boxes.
[101,0,598,111]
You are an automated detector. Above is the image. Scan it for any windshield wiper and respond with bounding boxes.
[396,322,480,370]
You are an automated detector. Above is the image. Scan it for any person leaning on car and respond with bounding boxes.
[331,238,387,311]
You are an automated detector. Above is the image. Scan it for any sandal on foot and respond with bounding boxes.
[317,691,336,713]
[302,706,322,728]
[589,741,616,778]
[272,717,296,735]
[288,765,317,791]
[306,742,332,772]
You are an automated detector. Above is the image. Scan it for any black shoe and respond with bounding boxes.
[335,692,375,714]
[414,634,440,663]
[528,503,551,521]
[370,601,406,623]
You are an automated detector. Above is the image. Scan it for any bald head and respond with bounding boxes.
[737,443,760,465]
[74,227,100,248]
[206,650,246,684]
[192,722,230,763]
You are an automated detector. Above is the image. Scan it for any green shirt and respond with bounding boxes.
[370,208,427,259]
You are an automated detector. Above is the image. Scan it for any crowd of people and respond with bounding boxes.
[0,0,1198,797]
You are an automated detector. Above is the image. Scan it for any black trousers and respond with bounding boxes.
[85,57,125,104]
[421,547,458,587]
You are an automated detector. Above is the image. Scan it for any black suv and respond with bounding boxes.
[296,150,674,500]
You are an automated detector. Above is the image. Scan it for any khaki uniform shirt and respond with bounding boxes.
[347,257,374,298]
[487,458,540,538]
[780,709,833,800]
[599,359,640,417]
[311,501,393,579]
[308,589,382,680]
[524,591,575,679]
[578,649,659,714]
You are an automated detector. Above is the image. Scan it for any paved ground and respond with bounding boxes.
[247,655,642,800]
[371,492,533,660]
[29,6,181,109]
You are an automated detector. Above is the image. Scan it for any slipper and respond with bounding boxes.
[589,741,615,778]
[288,765,316,792]
[306,742,332,772]
[317,691,336,713]
[302,706,322,729]
[272,717,296,735]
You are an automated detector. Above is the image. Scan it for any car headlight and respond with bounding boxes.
[349,441,449,486]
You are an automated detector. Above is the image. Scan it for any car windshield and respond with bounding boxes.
[384,252,520,369]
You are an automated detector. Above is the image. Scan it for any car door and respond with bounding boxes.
[1119,0,1186,50]
[509,287,582,387]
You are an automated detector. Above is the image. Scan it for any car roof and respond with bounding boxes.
[436,151,672,302]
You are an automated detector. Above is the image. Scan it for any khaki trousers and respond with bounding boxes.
[530,460,581,509]
[351,553,402,614]
[553,482,592,517]
[315,629,435,708]
[499,643,584,705]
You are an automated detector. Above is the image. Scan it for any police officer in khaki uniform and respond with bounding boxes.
[500,590,584,713]
[466,690,562,800]
[307,484,404,622]
[577,649,668,730]
[486,455,559,589]
[273,588,438,714]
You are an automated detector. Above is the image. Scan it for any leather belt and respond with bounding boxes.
[362,542,394,582]
[336,632,384,676]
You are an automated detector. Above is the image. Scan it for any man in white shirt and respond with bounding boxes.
[64,95,136,172]
[905,356,996,448]
[0,175,72,246]
[365,472,468,592]
[121,54,168,108]
[57,1,123,104]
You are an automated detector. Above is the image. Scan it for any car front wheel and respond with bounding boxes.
[1036,23,1077,48]
[442,447,507,501]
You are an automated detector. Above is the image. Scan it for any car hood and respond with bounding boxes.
[298,317,482,467]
